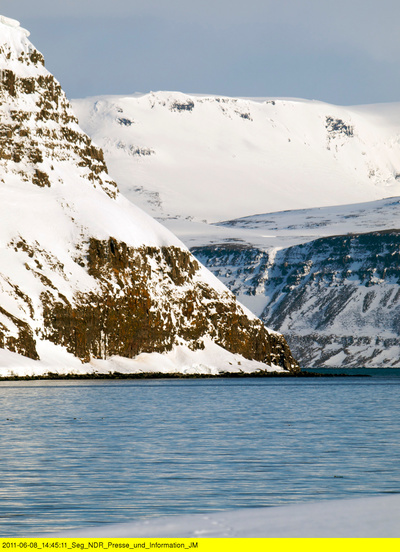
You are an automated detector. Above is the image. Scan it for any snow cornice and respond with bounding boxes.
[0,15,30,37]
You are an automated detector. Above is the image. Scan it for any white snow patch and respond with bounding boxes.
[90,338,284,375]
[45,494,400,538]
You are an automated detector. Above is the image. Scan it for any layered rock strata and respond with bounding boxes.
[194,230,400,367]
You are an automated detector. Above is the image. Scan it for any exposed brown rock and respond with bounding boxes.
[0,49,118,198]
[0,306,39,360]
[32,169,50,187]
[39,238,299,371]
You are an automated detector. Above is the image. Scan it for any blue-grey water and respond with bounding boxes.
[0,375,399,536]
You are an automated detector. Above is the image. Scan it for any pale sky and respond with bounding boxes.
[3,0,400,105]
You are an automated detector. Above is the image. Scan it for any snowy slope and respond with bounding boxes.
[155,195,400,256]
[0,16,298,375]
[72,92,400,223]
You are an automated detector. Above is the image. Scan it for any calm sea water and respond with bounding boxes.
[0,375,399,536]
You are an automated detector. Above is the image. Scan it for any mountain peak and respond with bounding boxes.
[0,16,119,200]
[0,15,30,37]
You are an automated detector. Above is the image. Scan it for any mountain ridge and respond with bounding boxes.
[72,91,400,223]
[193,221,400,368]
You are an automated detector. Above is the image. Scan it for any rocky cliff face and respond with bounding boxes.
[0,24,117,198]
[0,17,298,374]
[194,230,400,368]
[39,238,295,369]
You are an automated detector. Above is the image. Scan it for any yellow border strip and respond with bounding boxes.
[0,539,398,552]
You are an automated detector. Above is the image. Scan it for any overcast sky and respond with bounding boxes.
[4,0,400,105]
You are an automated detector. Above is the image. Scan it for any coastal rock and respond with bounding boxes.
[0,17,298,374]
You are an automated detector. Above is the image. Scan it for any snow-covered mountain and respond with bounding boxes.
[0,16,298,376]
[72,91,400,368]
[72,92,400,223]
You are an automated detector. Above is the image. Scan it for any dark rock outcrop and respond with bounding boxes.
[39,238,298,370]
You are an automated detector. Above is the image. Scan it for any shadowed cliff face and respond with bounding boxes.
[193,230,400,368]
[0,20,299,373]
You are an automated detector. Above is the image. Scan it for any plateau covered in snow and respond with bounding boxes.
[72,92,400,223]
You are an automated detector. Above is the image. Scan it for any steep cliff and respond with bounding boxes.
[0,16,298,375]
[194,227,400,368]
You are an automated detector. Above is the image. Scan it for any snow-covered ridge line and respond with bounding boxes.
[72,91,400,223]
[214,195,400,249]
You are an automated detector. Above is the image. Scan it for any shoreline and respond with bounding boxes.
[0,370,369,382]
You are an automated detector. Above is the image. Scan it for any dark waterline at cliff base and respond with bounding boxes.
[0,369,373,381]
[305,367,400,377]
